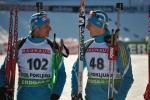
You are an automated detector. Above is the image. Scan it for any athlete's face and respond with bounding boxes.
[86,22,105,37]
[38,23,51,38]
[33,23,51,38]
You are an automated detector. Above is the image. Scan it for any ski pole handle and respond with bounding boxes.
[116,3,123,11]
[36,2,43,12]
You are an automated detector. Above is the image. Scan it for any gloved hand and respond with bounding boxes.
[108,98,114,100]
[0,87,6,100]
[0,87,14,100]
[50,94,60,100]
[5,90,13,100]
[72,94,83,100]
[71,94,78,100]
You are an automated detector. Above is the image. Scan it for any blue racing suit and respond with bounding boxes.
[0,36,66,100]
[71,31,134,100]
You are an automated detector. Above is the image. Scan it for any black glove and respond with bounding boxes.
[5,90,13,100]
[104,34,111,44]
[50,94,60,100]
[0,87,6,100]
[108,98,114,100]
[71,94,78,100]
[72,94,83,100]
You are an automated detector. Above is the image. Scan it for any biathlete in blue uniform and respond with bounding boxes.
[0,11,69,100]
[71,10,134,100]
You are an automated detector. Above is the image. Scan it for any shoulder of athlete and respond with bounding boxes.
[118,41,130,53]
[117,41,131,67]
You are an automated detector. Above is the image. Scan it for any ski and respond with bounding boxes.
[11,7,18,90]
[144,5,150,100]
[107,3,123,100]
[77,0,85,99]
[5,8,13,92]
[5,7,18,100]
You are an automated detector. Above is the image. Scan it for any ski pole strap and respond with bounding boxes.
[60,39,69,58]
[61,44,69,58]
[52,34,69,58]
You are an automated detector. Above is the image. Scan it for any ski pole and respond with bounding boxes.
[108,3,123,100]
[116,3,123,30]
[116,3,123,41]
[108,29,119,100]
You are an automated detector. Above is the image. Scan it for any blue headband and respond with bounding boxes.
[88,10,109,28]
[30,11,50,32]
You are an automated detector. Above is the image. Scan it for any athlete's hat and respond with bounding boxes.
[87,10,109,28]
[30,11,50,32]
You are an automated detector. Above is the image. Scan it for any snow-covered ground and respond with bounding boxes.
[0,54,148,100]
